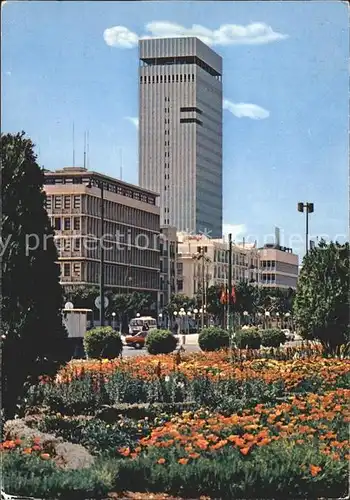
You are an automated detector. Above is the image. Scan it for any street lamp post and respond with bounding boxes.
[112,312,116,330]
[298,202,314,256]
[264,311,270,329]
[243,310,249,326]
[158,313,163,329]
[87,178,105,326]
[187,310,192,334]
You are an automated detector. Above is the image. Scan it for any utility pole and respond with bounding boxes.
[297,202,314,256]
[201,249,205,329]
[100,182,105,326]
[227,233,233,339]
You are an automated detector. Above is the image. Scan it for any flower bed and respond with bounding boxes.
[2,349,350,499]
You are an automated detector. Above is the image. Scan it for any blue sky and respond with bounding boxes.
[2,1,348,260]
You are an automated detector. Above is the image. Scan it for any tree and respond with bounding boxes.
[112,291,152,333]
[293,240,349,355]
[164,294,196,316]
[64,285,99,309]
[1,132,68,418]
[235,280,259,315]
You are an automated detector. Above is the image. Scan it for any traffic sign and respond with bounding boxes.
[94,296,109,309]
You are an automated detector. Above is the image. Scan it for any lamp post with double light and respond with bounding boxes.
[264,310,270,329]
[297,202,314,256]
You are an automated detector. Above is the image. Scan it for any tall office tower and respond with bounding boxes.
[139,37,223,238]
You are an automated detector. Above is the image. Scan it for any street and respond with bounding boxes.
[121,339,304,357]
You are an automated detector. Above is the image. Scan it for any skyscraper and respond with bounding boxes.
[139,37,223,238]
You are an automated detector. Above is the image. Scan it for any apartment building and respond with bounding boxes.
[159,225,178,309]
[44,167,160,300]
[258,244,299,289]
[177,233,260,298]
[139,37,223,237]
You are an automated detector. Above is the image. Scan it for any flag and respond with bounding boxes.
[231,286,236,304]
[220,287,227,304]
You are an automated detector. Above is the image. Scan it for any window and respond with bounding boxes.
[180,118,203,126]
[73,217,80,230]
[54,218,61,231]
[63,263,70,277]
[64,196,70,209]
[160,75,163,83]
[176,75,179,82]
[74,238,81,251]
[54,196,62,209]
[64,238,71,251]
[73,263,81,276]
[152,75,155,83]
[64,218,71,230]
[184,74,186,82]
[180,107,203,114]
[192,74,195,81]
[140,76,143,84]
[180,75,183,82]
[73,195,81,209]
[156,75,159,83]
[45,196,52,211]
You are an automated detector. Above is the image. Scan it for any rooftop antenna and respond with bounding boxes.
[120,148,123,180]
[72,122,75,167]
[87,130,90,169]
[83,131,87,169]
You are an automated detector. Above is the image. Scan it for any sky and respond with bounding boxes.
[2,1,349,261]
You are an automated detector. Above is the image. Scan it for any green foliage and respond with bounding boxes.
[36,414,152,456]
[1,132,68,418]
[198,327,230,351]
[235,328,261,349]
[115,441,348,499]
[261,328,286,348]
[164,294,196,316]
[2,452,114,499]
[294,240,350,355]
[235,281,259,314]
[83,327,122,359]
[146,329,178,355]
[4,442,347,499]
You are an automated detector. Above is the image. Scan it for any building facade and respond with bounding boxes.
[139,37,223,237]
[258,244,299,289]
[177,233,260,298]
[44,167,160,299]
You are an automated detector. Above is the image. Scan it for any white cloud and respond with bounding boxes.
[222,223,247,240]
[125,116,139,129]
[223,99,270,120]
[5,71,11,76]
[103,21,288,48]
[104,26,139,49]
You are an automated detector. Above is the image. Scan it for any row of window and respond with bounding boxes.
[140,56,221,79]
[180,118,203,126]
[51,217,80,231]
[45,177,156,206]
[46,195,81,211]
[140,74,195,84]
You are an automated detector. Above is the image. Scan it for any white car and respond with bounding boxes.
[282,329,295,341]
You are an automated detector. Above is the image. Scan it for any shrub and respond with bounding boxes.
[83,327,122,359]
[198,327,230,351]
[235,328,261,349]
[261,328,286,348]
[145,329,178,355]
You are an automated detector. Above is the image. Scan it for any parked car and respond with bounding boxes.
[125,330,148,349]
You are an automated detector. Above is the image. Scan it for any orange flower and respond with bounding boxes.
[310,464,322,476]
[23,448,32,454]
[240,447,250,455]
[14,439,22,446]
[157,458,166,464]
[189,452,200,459]
[178,457,189,465]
